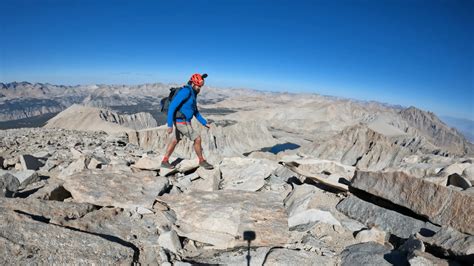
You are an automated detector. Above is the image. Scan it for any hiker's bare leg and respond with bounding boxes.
[193,136,204,161]
[164,138,179,158]
[194,136,213,169]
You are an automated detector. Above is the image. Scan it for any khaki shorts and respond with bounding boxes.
[174,123,199,141]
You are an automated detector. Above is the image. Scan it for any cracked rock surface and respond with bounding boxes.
[1,125,473,265]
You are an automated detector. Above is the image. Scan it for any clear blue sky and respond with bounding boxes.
[1,0,473,119]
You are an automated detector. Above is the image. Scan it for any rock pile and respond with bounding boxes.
[1,127,473,265]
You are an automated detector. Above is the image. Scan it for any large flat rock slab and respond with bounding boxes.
[340,242,405,266]
[63,207,171,265]
[0,209,134,265]
[0,197,166,265]
[265,248,336,265]
[351,171,474,235]
[64,170,169,209]
[158,190,289,249]
[336,195,439,239]
[285,184,342,228]
[219,157,278,191]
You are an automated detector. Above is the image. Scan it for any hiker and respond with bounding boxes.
[161,73,214,170]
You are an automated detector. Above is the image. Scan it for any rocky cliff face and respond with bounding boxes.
[0,82,54,98]
[301,119,472,174]
[0,82,89,121]
[302,124,412,171]
[399,107,473,155]
[99,110,157,130]
[0,82,170,122]
[0,98,66,121]
[44,104,157,133]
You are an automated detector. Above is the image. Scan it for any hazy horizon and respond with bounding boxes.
[2,79,474,124]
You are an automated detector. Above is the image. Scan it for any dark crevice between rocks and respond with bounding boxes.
[347,188,474,264]
[382,250,408,266]
[14,186,44,198]
[261,247,285,265]
[281,161,348,193]
[14,209,140,263]
[304,177,347,194]
[48,186,73,201]
[4,190,16,198]
[338,177,351,186]
[213,135,218,149]
[170,158,184,167]
[159,184,173,196]
[37,175,50,181]
[348,187,432,223]
[63,225,140,263]
[180,259,218,265]
[14,210,50,223]
[181,167,199,176]
[423,243,474,265]
[286,176,303,186]
[321,170,331,176]
[387,234,406,249]
[352,155,363,167]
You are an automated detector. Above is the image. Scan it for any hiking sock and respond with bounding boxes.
[162,156,169,162]
[198,157,205,163]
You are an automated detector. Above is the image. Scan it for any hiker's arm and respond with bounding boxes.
[167,89,190,128]
[195,111,208,127]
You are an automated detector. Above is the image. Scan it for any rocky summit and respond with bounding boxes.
[1,83,473,265]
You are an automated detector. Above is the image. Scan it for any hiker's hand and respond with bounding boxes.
[167,127,173,134]
[205,123,211,129]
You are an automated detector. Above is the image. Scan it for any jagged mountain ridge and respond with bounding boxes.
[400,107,473,154]
[0,82,230,121]
[44,104,157,133]
[1,82,472,160]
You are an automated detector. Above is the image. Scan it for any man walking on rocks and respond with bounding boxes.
[161,73,214,170]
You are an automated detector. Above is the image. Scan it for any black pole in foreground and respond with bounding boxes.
[243,231,256,266]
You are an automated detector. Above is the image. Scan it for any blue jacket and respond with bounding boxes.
[167,85,207,127]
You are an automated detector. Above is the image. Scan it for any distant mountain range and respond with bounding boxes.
[0,81,472,156]
[440,116,474,143]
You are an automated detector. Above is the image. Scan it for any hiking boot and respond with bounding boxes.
[199,160,214,170]
[161,161,175,169]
